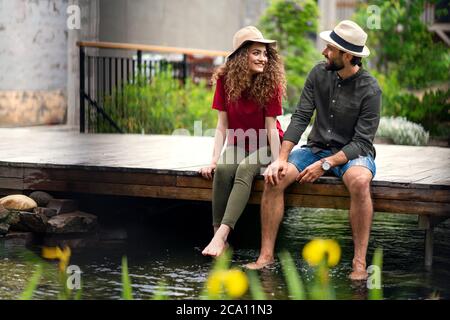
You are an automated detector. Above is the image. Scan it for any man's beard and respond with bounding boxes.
[325,57,344,71]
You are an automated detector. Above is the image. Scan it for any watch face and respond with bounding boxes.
[322,161,331,171]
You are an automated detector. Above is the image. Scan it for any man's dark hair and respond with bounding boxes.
[339,50,362,66]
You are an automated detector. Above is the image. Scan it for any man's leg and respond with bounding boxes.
[342,166,374,280]
[245,163,299,269]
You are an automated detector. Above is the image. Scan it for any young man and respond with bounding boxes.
[245,20,381,280]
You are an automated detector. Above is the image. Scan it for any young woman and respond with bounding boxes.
[199,26,286,257]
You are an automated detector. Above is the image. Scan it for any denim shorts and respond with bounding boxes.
[287,147,376,179]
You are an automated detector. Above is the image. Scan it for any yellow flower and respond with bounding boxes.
[206,270,227,296]
[42,246,71,272]
[206,269,248,298]
[302,239,341,267]
[223,269,248,298]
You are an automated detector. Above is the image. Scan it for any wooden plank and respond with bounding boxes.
[77,41,229,57]
[20,178,450,215]
[177,176,450,203]
[23,168,177,187]
[21,179,212,201]
[0,166,23,178]
[0,189,24,197]
[0,177,23,190]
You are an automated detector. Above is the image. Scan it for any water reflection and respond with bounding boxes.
[1,207,449,300]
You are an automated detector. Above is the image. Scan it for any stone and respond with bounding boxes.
[0,204,9,221]
[3,210,20,226]
[29,191,54,207]
[0,223,9,236]
[46,211,97,234]
[34,207,57,218]
[8,211,48,233]
[47,199,78,214]
[0,195,37,211]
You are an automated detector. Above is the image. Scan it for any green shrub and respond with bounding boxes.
[258,0,322,111]
[374,71,449,136]
[100,71,216,135]
[376,116,429,146]
[353,0,450,89]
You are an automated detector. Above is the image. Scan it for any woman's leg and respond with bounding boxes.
[211,146,242,227]
[222,145,270,228]
[203,146,270,257]
[203,146,243,256]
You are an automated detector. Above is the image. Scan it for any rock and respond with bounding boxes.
[0,204,9,221]
[34,207,57,218]
[8,211,48,233]
[0,195,37,212]
[46,211,97,234]
[3,210,20,226]
[0,223,9,236]
[29,191,54,207]
[47,199,78,214]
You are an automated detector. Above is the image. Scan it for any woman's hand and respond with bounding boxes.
[198,163,217,180]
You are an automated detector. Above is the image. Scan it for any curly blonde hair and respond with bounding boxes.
[212,42,286,108]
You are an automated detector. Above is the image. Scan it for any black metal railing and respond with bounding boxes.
[78,41,227,133]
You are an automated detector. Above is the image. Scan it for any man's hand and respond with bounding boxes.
[198,163,217,180]
[296,160,325,184]
[263,159,289,185]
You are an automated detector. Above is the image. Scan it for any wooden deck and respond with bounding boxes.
[1,127,449,265]
[1,128,449,212]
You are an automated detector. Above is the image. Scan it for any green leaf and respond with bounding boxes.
[279,250,305,300]
[121,256,133,300]
[20,264,43,300]
[246,270,266,300]
[368,248,383,300]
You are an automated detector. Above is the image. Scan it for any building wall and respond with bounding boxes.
[98,0,269,52]
[0,0,69,126]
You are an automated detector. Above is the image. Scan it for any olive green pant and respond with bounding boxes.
[212,145,271,229]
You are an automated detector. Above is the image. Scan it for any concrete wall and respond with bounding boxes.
[98,0,269,52]
[0,0,269,127]
[67,0,99,127]
[0,0,69,126]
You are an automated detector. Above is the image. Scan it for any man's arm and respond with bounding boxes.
[282,66,317,146]
[264,67,317,185]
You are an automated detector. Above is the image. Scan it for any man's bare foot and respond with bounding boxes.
[243,257,275,270]
[349,259,368,281]
[202,237,229,257]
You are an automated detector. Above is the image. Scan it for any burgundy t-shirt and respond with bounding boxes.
[212,77,284,152]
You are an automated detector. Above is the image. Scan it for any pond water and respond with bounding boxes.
[1,202,449,300]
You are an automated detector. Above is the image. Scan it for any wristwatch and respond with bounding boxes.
[321,159,331,171]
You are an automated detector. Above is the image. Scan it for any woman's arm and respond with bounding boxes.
[211,111,228,165]
[265,116,281,162]
[199,111,228,179]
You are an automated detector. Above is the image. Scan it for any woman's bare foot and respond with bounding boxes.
[202,237,229,257]
[202,224,231,257]
[349,259,368,281]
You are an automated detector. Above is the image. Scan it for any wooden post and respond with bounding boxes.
[418,215,434,267]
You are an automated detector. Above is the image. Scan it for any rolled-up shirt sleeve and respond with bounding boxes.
[341,89,382,160]
[283,67,317,144]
